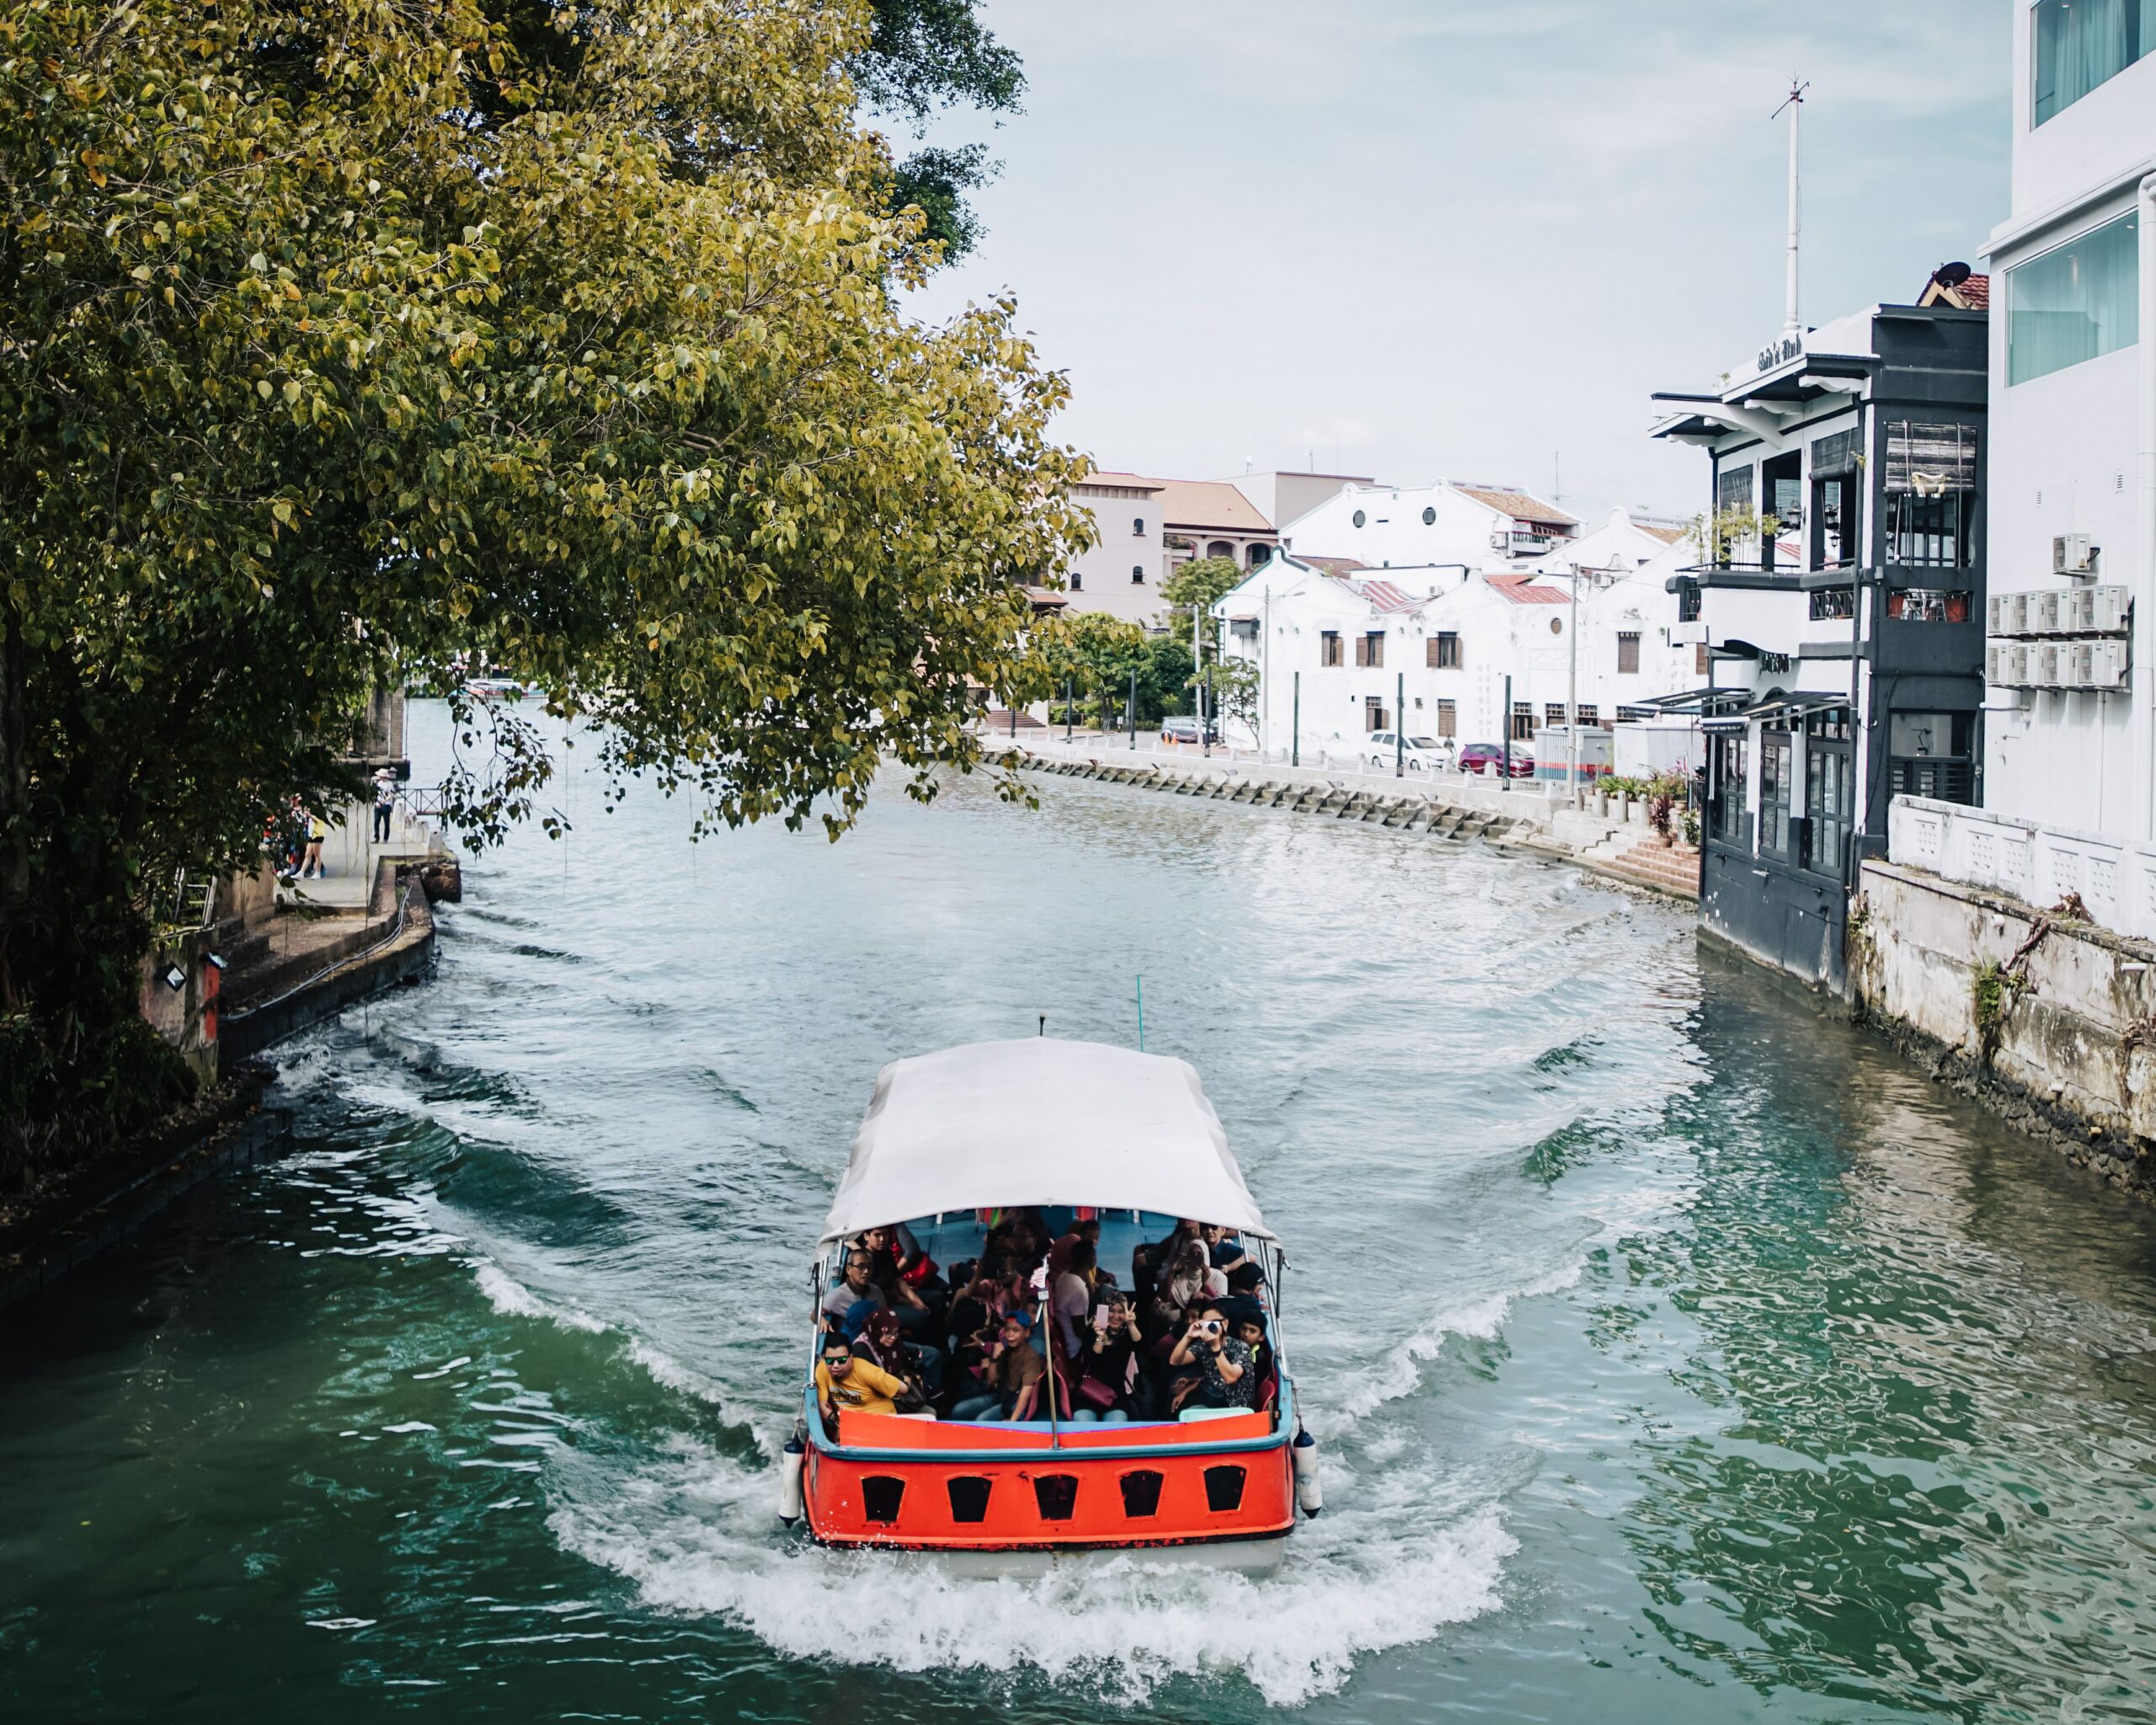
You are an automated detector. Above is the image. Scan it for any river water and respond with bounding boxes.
[5,708,2156,1722]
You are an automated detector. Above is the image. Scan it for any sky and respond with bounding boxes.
[902,0,2013,525]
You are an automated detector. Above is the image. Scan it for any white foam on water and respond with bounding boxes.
[550,1439,1513,1709]
[1321,1256,1586,1430]
[473,1261,609,1333]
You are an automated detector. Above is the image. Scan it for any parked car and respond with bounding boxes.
[1361,732,1452,774]
[1160,715,1220,745]
[1458,742,1534,778]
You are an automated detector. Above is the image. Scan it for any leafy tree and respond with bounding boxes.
[0,0,1086,1176]
[1161,556,1247,635]
[853,0,1023,263]
[1032,610,1145,730]
[1203,656,1262,740]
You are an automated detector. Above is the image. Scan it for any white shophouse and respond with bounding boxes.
[1901,0,2156,935]
[1213,515,1692,767]
[1278,478,1579,572]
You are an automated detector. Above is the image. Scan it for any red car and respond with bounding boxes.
[1458,742,1534,778]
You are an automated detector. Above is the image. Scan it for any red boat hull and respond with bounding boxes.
[804,1410,1295,1551]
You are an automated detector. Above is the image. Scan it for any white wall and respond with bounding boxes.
[1985,0,2155,848]
[2011,1,2156,216]
[1064,482,1168,626]
[1278,483,1534,573]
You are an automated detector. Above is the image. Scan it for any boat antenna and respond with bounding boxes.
[1135,975,1145,1050]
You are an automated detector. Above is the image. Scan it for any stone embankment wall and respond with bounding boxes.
[1011,740,1701,901]
[1854,859,2155,1201]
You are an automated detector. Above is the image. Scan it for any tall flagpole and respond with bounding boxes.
[1776,78,1809,339]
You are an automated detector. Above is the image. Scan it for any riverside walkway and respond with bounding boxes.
[1008,734,1701,900]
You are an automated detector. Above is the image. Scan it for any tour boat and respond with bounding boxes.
[780,1037,1319,1565]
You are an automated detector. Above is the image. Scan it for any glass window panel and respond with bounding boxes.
[2008,211,2141,384]
[2033,0,2155,125]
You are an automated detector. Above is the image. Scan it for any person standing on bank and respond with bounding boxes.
[301,809,328,879]
[371,768,398,844]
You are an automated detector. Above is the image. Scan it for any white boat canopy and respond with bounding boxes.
[819,1039,1272,1246]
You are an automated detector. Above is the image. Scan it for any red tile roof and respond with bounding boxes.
[1358,579,1420,613]
[1917,272,1990,312]
[1488,574,1570,606]
[1299,555,1368,578]
[1455,486,1578,528]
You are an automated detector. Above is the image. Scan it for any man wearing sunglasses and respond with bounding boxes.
[815,1334,908,1426]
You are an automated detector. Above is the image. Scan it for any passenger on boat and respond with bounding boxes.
[1049,1215,1101,1278]
[851,1304,944,1396]
[1133,1217,1201,1291]
[1049,1240,1097,1359]
[820,1249,886,1325]
[948,1311,1046,1422]
[1166,1303,1255,1413]
[851,1227,935,1336]
[815,1335,910,1427]
[1223,1297,1272,1391]
[1203,1223,1252,1279]
[1072,1289,1144,1421]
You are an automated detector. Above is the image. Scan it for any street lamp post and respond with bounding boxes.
[1396,671,1405,777]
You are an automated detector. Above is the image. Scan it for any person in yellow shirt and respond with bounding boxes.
[815,1334,908,1424]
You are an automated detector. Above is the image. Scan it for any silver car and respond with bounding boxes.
[1362,732,1451,773]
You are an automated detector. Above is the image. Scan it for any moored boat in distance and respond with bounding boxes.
[787,1038,1318,1565]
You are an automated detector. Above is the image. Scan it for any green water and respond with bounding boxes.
[4,713,2154,1721]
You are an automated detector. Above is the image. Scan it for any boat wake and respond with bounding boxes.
[549,1437,1513,1708]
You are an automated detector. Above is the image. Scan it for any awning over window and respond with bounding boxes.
[1625,686,1750,716]
[1701,692,1849,734]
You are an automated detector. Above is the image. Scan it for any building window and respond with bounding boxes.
[1364,696,1387,732]
[1883,421,1977,568]
[1803,713,1853,878]
[1759,733,1794,862]
[2008,211,2141,385]
[1887,711,1977,804]
[2033,0,2153,126]
[1131,565,1145,584]
[1885,588,1973,622]
[1695,644,1710,676]
[1070,571,1082,591]
[1763,450,1802,568]
[1133,516,1145,536]
[1353,510,1367,529]
[1711,734,1748,845]
[1673,578,1701,623]
[1428,632,1462,669]
[1617,632,1641,675]
[1435,698,1457,738]
[1320,631,1342,667]
[1356,631,1385,668]
[1810,585,1856,622]
[1510,702,1534,742]
[1545,702,1566,727]
[1422,505,1437,526]
[1810,426,1861,570]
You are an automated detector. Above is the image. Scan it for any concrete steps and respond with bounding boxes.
[1598,837,1701,900]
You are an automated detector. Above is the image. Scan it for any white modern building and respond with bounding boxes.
[1974,1,2155,869]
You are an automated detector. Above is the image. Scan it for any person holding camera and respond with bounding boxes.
[1167,1302,1254,1413]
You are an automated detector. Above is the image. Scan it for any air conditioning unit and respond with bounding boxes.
[2055,533,2100,576]
[2001,591,2031,636]
[2061,643,2093,688]
[2087,584,2132,633]
[2089,639,2132,691]
[1987,643,2018,686]
[2033,644,2064,686]
[1987,593,2010,634]
[2031,590,2064,634]
[2005,644,2033,687]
